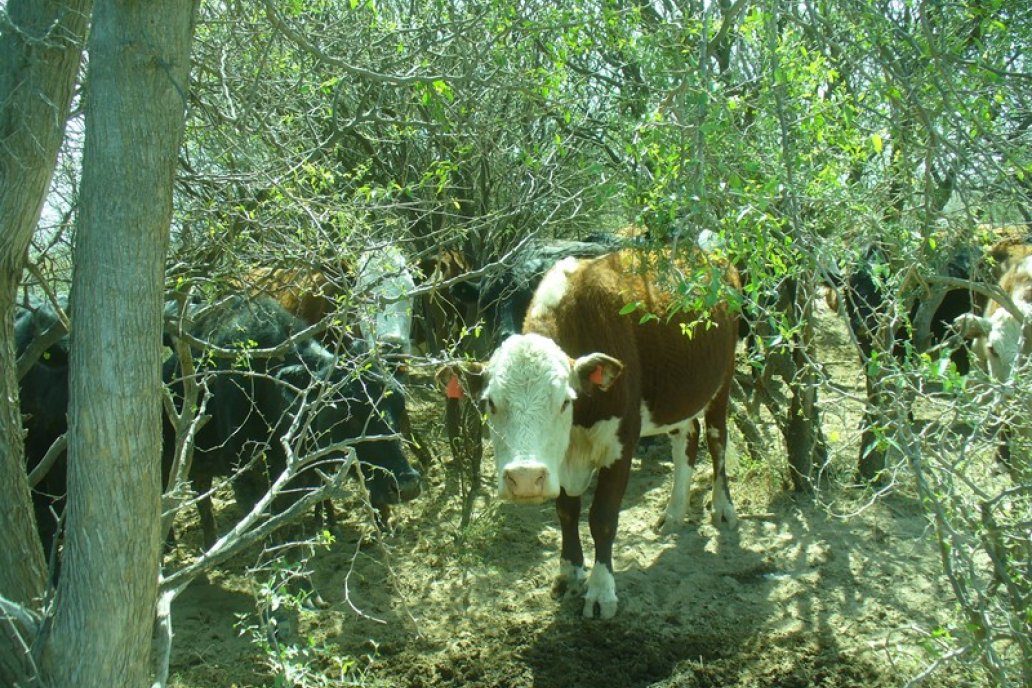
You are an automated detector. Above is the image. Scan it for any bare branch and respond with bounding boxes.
[261,0,465,86]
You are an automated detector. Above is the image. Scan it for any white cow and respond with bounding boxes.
[355,245,416,358]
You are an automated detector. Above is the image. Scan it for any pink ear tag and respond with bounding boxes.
[589,364,605,386]
[445,375,464,399]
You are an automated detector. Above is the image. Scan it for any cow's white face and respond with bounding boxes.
[481,333,623,503]
[356,247,415,356]
[483,334,577,503]
[980,257,1032,382]
[984,303,1032,382]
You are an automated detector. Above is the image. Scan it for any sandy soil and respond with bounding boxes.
[165,300,982,688]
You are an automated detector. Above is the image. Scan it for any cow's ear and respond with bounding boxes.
[571,353,623,393]
[434,362,485,400]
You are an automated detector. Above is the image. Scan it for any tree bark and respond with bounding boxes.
[40,2,196,686]
[0,2,91,683]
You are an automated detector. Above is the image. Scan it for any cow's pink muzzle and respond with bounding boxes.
[501,463,556,502]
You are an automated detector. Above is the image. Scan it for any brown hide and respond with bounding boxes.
[522,249,741,434]
[986,238,1032,283]
[966,238,1032,321]
[237,266,353,329]
[971,229,1032,312]
[985,252,1032,321]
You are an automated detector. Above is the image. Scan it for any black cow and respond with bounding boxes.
[15,295,71,561]
[163,296,421,548]
[833,244,978,479]
[838,245,976,371]
[16,292,420,559]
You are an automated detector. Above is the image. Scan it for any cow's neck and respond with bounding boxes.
[562,417,623,496]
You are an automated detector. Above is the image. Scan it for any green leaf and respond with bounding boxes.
[639,313,658,325]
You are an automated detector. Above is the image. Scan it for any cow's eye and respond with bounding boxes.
[560,399,571,413]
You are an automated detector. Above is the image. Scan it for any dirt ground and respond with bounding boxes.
[165,299,984,688]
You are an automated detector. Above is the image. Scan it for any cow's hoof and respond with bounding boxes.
[583,594,618,619]
[711,502,739,529]
[553,561,587,599]
[655,510,684,534]
[582,565,617,619]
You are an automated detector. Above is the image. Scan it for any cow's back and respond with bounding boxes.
[523,250,739,427]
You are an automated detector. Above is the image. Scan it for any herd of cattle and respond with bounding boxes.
[14,226,1031,618]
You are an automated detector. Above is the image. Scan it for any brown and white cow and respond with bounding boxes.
[956,252,1032,474]
[959,254,1032,380]
[441,248,740,618]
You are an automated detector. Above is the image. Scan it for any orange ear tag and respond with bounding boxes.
[445,374,464,399]
[589,364,605,386]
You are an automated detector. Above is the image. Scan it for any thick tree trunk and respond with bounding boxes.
[0,2,91,684]
[40,2,196,686]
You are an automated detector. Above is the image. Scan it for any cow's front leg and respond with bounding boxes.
[585,453,632,619]
[554,488,586,598]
